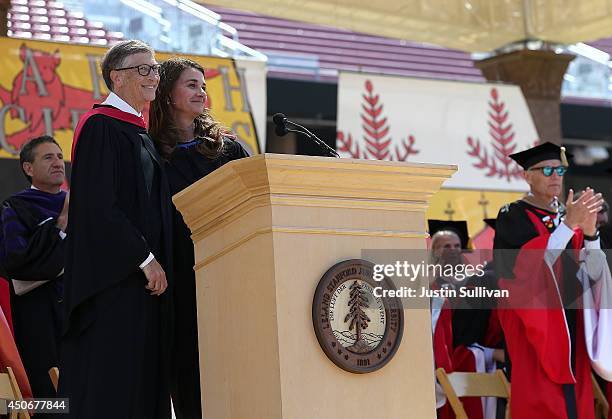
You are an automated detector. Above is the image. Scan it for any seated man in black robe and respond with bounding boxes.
[0,135,68,398]
[58,40,173,419]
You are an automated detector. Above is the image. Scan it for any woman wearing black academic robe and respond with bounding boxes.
[149,57,249,418]
[165,139,248,417]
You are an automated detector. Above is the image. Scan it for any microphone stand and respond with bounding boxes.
[285,122,340,158]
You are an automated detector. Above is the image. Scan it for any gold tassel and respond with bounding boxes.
[560,146,568,166]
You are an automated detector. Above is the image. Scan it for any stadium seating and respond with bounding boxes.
[7,0,124,45]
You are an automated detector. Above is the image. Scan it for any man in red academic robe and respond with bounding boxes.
[494,142,610,419]
[596,201,612,416]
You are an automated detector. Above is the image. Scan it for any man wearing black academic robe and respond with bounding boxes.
[0,187,66,398]
[59,103,173,419]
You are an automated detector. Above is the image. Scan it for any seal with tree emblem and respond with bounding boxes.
[312,259,404,373]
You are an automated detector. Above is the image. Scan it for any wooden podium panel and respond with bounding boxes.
[173,154,455,419]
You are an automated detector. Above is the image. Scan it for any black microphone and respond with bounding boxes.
[273,113,289,136]
[272,112,287,127]
[272,112,339,158]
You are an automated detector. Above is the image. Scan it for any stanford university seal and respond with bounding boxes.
[312,259,404,373]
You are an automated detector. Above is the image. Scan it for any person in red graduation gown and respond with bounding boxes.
[58,40,173,419]
[0,303,31,399]
[596,202,612,417]
[494,142,606,419]
[429,221,504,419]
[0,278,11,332]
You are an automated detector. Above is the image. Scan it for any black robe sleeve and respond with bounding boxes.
[493,201,538,278]
[451,266,500,348]
[3,221,64,281]
[64,115,151,330]
[0,199,64,280]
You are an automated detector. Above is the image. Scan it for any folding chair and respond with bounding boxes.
[48,367,59,392]
[0,366,31,419]
[436,367,511,419]
[593,374,609,419]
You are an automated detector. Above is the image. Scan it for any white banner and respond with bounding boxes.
[337,72,539,191]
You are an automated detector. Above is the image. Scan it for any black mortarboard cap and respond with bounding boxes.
[509,142,570,170]
[428,219,470,249]
[484,218,496,230]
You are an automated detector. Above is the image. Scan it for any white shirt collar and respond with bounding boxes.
[30,185,64,194]
[101,92,142,117]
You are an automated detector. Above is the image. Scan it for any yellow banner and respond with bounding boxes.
[0,37,260,160]
[427,188,524,239]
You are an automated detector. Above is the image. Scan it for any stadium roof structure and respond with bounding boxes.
[201,0,612,53]
[207,4,485,82]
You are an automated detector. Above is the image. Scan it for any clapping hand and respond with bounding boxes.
[57,191,70,232]
[564,188,603,235]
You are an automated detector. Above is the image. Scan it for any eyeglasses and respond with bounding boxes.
[113,63,161,76]
[528,165,568,177]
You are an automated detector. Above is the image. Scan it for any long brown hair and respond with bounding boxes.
[149,57,226,160]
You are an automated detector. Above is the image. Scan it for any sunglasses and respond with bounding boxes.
[114,63,161,77]
[528,165,568,177]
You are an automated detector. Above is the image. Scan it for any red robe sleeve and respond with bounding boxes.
[0,278,11,332]
[0,307,32,398]
[498,232,579,384]
[433,303,453,373]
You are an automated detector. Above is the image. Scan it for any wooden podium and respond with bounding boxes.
[173,154,455,419]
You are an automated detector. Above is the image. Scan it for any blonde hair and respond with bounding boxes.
[430,230,461,264]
